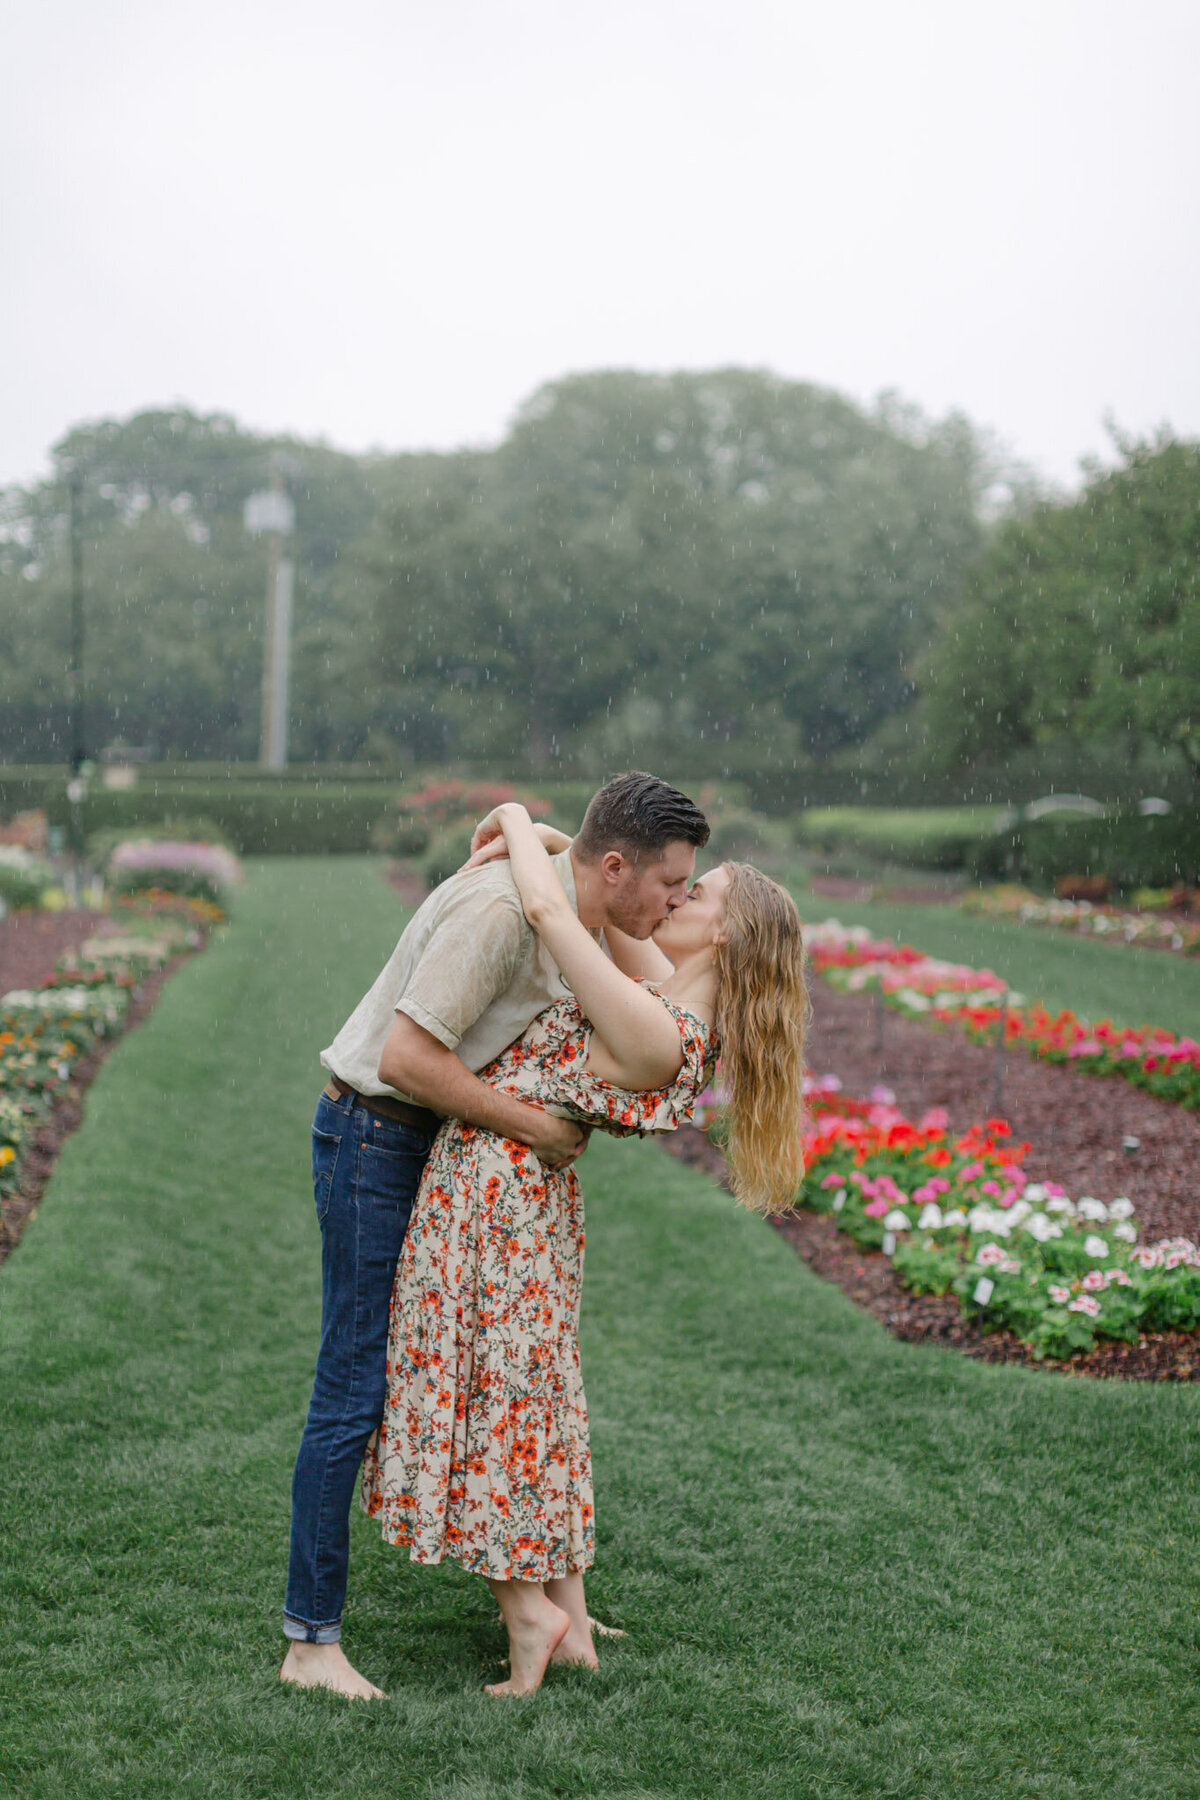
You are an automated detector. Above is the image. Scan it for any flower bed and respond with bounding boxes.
[107,840,242,910]
[961,884,1200,955]
[0,895,217,1209]
[696,1076,1200,1361]
[804,919,1200,1110]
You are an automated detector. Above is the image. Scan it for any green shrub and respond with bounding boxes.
[0,850,51,911]
[795,807,998,871]
[418,824,476,890]
[44,782,400,855]
[972,809,1200,890]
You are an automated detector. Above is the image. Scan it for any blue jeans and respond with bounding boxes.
[283,1087,437,1643]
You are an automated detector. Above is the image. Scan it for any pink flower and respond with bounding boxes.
[981,1180,1002,1198]
[864,1198,891,1218]
[1048,1285,1072,1304]
[1081,1270,1106,1292]
[918,1107,950,1132]
[959,1162,984,1182]
[975,1243,1007,1266]
[820,1172,845,1189]
[1104,1269,1133,1287]
[1069,1295,1101,1316]
[912,1182,939,1204]
[1043,1182,1067,1200]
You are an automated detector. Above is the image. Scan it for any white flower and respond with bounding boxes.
[1023,1183,1047,1204]
[966,1206,996,1233]
[997,1257,1022,1274]
[1076,1198,1109,1222]
[882,1209,911,1231]
[1008,1200,1034,1225]
[941,1208,968,1229]
[916,1203,944,1230]
[1083,1234,1110,1259]
[1044,1196,1075,1216]
[1112,1222,1137,1243]
[1022,1213,1062,1243]
[1108,1197,1135,1221]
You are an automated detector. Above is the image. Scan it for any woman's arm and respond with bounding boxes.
[489,805,684,1090]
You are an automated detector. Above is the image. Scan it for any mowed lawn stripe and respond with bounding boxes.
[1,857,1197,1800]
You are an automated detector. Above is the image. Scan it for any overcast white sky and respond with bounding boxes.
[3,0,1198,491]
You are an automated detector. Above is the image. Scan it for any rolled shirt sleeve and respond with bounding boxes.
[395,886,527,1051]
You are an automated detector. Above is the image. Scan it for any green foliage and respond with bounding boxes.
[364,371,987,774]
[45,782,399,855]
[0,851,51,910]
[973,808,1200,888]
[920,433,1200,786]
[796,805,999,870]
[418,823,477,888]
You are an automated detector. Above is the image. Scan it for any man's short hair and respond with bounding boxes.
[574,771,710,864]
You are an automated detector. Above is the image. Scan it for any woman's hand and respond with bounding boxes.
[460,814,573,873]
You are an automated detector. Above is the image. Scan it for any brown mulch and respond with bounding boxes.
[0,908,106,995]
[809,876,960,905]
[0,934,194,1268]
[663,1124,1200,1381]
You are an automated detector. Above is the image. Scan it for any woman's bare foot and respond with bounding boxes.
[280,1641,385,1700]
[484,1588,570,1697]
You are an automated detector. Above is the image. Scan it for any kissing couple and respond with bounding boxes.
[280,772,808,1698]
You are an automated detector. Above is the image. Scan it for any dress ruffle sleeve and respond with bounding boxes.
[535,991,717,1136]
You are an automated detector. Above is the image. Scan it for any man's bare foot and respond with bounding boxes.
[485,1596,570,1697]
[280,1641,385,1700]
[550,1615,599,1670]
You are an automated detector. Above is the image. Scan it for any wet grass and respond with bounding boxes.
[1,856,1198,1799]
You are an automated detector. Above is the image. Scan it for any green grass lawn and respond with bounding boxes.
[787,873,1200,1039]
[2,857,1198,1800]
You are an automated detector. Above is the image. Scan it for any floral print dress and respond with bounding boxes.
[361,987,714,1582]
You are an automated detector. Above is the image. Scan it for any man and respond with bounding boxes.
[281,771,710,1698]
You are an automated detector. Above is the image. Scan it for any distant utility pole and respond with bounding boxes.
[244,456,296,769]
[66,467,87,901]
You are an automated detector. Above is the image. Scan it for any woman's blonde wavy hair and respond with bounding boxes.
[712,863,810,1216]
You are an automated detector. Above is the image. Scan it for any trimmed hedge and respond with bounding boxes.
[43,783,400,855]
[973,809,1200,890]
[796,807,999,871]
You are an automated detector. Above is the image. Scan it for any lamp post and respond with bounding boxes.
[244,456,296,769]
[66,467,87,902]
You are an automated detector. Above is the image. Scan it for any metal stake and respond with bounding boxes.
[989,992,1008,1118]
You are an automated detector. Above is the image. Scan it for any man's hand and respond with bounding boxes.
[526,1112,587,1169]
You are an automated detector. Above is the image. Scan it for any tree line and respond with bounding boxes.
[0,370,1193,792]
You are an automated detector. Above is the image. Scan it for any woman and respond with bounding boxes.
[361,803,808,1694]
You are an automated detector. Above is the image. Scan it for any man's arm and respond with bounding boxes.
[377,1014,584,1167]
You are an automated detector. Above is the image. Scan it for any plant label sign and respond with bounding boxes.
[973,1276,996,1306]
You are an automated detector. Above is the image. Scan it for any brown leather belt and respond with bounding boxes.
[323,1073,440,1134]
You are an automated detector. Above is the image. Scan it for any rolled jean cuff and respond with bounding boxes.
[283,1611,342,1644]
